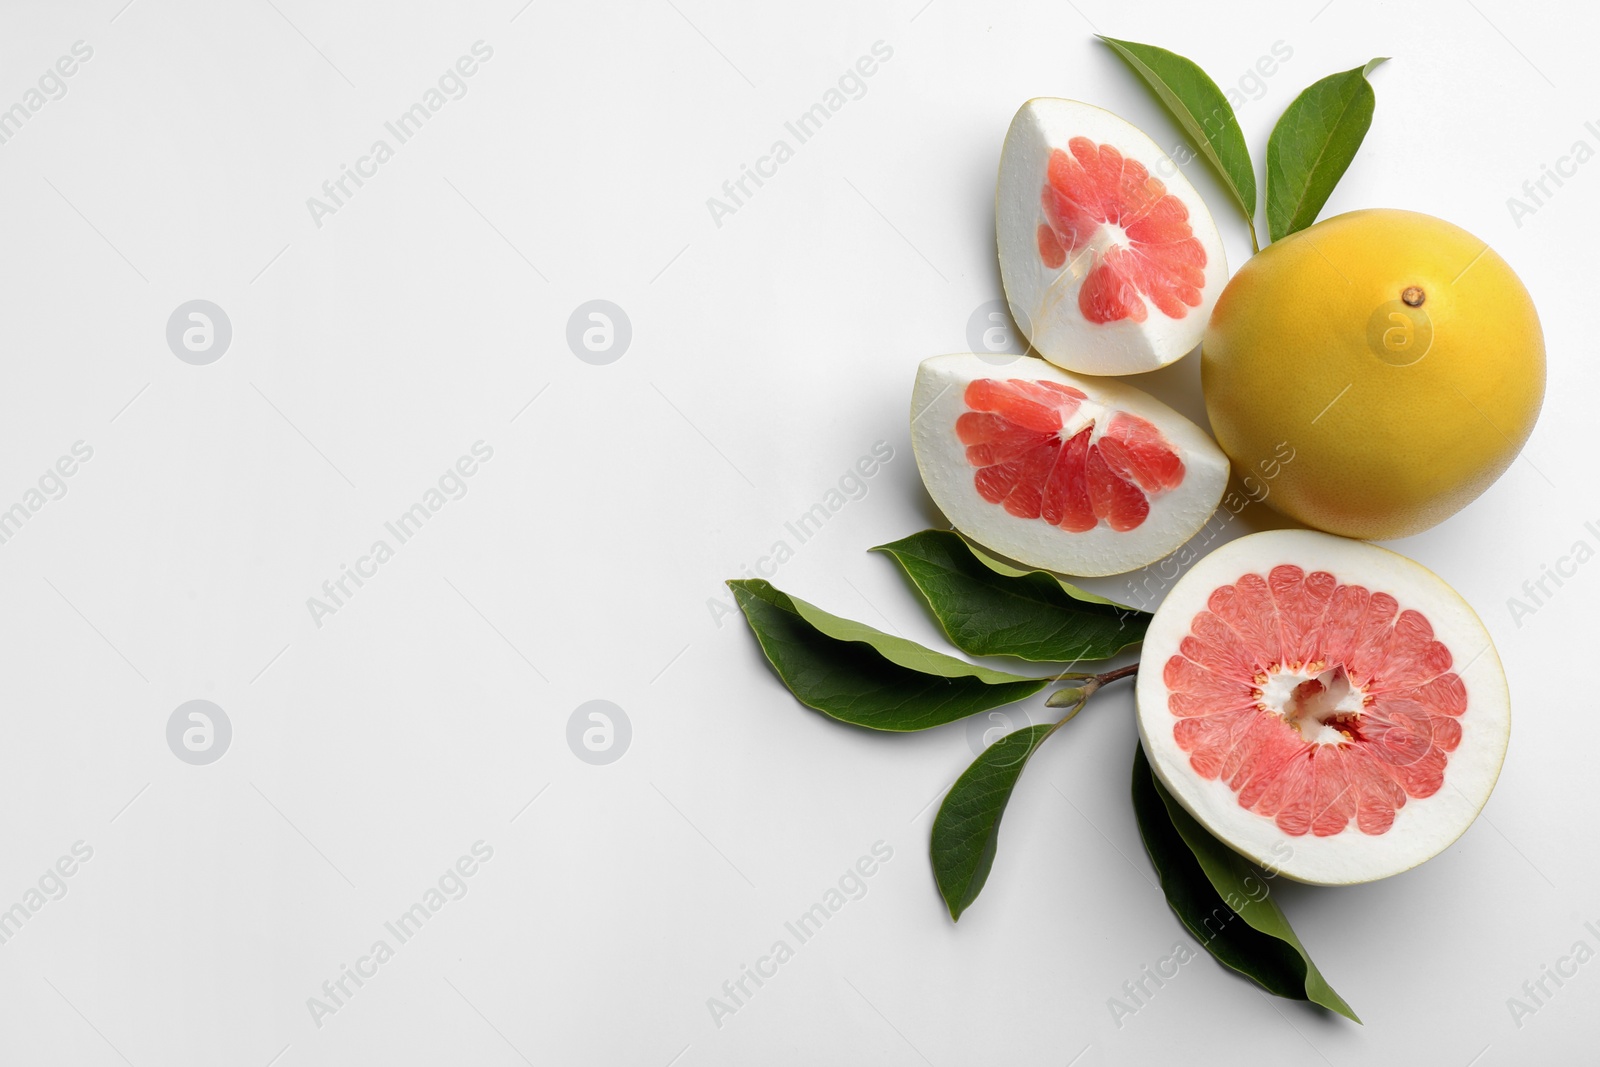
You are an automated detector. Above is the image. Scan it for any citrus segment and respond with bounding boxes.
[911,355,1230,577]
[957,378,1183,536]
[997,99,1227,375]
[1037,138,1209,326]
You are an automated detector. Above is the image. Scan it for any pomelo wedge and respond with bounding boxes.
[1136,530,1510,885]
[997,98,1228,375]
[911,354,1228,577]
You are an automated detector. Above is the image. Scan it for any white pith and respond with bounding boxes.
[1135,530,1512,886]
[996,98,1228,376]
[910,354,1230,578]
[1039,393,1131,451]
[1259,665,1365,745]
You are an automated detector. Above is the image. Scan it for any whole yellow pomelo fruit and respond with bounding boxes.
[1202,209,1544,540]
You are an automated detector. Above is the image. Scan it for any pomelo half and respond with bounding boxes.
[911,354,1228,577]
[997,98,1228,375]
[1136,530,1510,885]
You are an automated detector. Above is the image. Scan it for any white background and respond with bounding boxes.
[0,0,1594,1064]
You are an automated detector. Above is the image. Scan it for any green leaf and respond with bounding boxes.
[1265,58,1388,243]
[872,530,1148,663]
[931,723,1055,920]
[1154,774,1360,1020]
[1130,744,1360,1020]
[1098,36,1258,242]
[728,579,1049,731]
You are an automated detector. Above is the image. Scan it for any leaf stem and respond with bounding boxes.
[1246,216,1261,255]
[1091,662,1140,687]
[1049,662,1140,687]
[1044,662,1139,733]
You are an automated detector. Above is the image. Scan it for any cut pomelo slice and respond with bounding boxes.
[911,354,1228,577]
[1136,530,1510,885]
[997,99,1227,375]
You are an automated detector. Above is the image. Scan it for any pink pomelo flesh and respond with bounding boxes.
[957,378,1185,533]
[1036,137,1209,326]
[1136,530,1510,885]
[996,100,1227,375]
[910,355,1228,578]
[1166,565,1462,838]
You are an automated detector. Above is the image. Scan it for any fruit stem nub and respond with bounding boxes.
[1044,662,1139,733]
